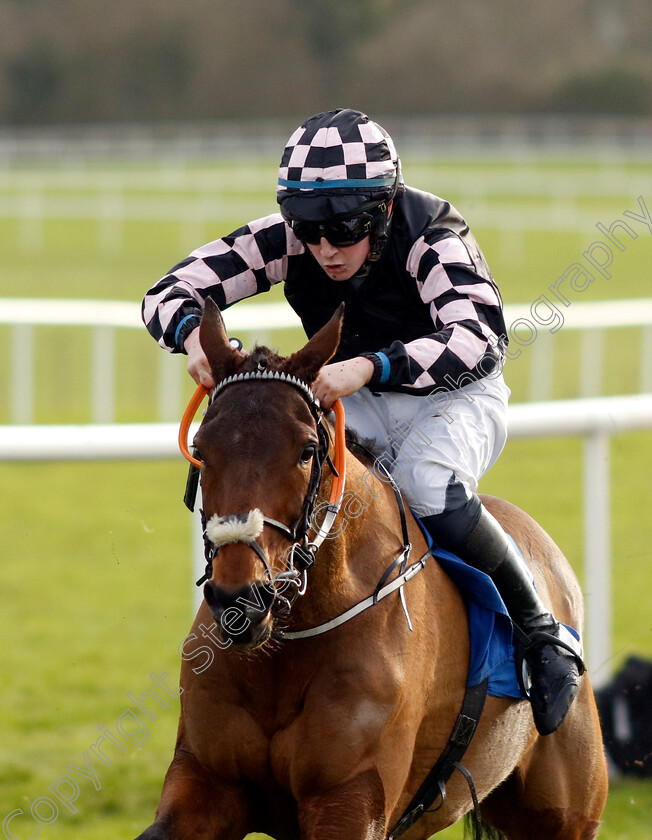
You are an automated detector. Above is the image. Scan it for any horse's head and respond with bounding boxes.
[194,299,343,649]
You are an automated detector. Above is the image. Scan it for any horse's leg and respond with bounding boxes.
[297,767,388,840]
[134,748,250,840]
[480,680,608,840]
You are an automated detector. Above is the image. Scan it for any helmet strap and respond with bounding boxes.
[348,206,392,281]
[367,202,392,263]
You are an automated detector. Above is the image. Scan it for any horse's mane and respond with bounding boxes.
[345,430,383,468]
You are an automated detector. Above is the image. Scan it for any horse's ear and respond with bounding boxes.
[199,298,241,381]
[283,304,344,384]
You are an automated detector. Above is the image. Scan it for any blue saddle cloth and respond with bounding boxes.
[432,544,524,698]
[415,519,579,699]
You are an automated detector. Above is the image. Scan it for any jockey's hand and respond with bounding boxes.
[312,357,375,409]
[184,327,215,390]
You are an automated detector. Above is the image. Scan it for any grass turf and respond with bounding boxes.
[1,155,652,837]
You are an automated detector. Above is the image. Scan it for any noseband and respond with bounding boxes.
[179,372,346,617]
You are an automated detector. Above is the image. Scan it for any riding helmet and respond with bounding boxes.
[277,109,403,263]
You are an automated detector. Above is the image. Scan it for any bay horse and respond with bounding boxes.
[135,299,608,840]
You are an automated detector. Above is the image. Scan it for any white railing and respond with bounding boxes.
[1,160,650,260]
[2,115,652,164]
[2,297,652,424]
[506,298,652,401]
[2,298,652,687]
[2,393,652,688]
[0,191,637,258]
[0,298,299,424]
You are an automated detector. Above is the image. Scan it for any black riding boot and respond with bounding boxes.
[425,503,584,736]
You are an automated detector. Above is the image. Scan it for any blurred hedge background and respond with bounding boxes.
[1,0,651,125]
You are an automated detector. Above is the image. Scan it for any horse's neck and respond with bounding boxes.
[294,449,406,621]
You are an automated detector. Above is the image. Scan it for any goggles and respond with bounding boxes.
[288,203,387,248]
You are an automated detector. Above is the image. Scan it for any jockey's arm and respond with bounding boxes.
[184,327,215,390]
[312,357,375,409]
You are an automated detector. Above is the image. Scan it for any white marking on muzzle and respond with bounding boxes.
[206,508,264,548]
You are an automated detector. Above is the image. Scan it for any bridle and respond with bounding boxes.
[179,371,346,616]
[179,370,432,640]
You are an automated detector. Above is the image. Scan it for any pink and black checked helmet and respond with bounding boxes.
[277,109,403,262]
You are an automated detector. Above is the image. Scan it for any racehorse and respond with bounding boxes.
[135,299,608,840]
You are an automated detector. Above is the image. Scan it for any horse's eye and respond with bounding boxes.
[299,444,316,465]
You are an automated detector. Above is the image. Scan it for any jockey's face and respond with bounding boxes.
[306,236,371,282]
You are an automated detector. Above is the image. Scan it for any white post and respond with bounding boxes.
[583,431,611,688]
[11,324,34,424]
[641,325,652,393]
[158,355,183,422]
[580,329,604,398]
[529,331,554,402]
[91,325,115,423]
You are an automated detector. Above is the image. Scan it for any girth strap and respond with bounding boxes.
[387,677,489,840]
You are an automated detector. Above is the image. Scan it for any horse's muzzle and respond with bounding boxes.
[203,580,275,647]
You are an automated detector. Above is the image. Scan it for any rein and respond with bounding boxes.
[179,375,347,610]
[177,374,430,636]
[178,384,208,469]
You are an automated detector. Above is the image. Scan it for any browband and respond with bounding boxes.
[212,370,319,407]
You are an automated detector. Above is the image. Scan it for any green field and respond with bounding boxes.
[1,155,652,838]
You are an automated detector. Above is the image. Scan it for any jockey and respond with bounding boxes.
[142,108,582,736]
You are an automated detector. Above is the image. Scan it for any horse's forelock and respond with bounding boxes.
[241,345,285,373]
[203,351,315,432]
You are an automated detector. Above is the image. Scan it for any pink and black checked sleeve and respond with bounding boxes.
[142,214,301,352]
[364,231,506,394]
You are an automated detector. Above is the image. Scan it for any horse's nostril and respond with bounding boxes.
[203,581,274,623]
[202,581,274,649]
[203,581,223,615]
